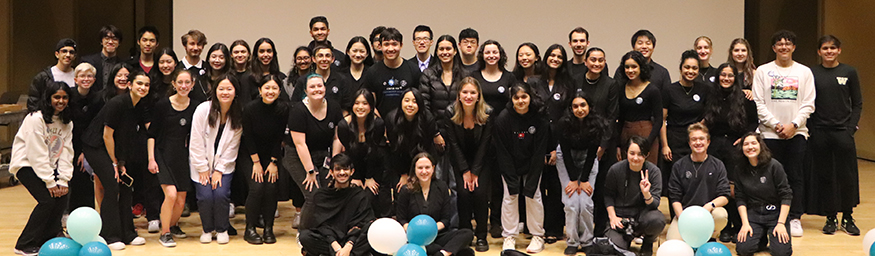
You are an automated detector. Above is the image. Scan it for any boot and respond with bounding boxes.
[263,227,277,244]
[244,226,263,245]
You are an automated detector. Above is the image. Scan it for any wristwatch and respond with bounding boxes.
[270,158,278,164]
[308,169,316,174]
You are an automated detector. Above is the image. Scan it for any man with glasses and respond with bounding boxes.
[82,25,123,93]
[458,28,480,73]
[408,25,434,71]
[27,38,78,111]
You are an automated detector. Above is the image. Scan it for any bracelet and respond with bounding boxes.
[253,160,260,163]
[644,196,652,201]
[777,221,785,225]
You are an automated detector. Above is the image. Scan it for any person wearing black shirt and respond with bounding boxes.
[385,88,440,194]
[512,42,542,83]
[298,153,376,256]
[147,69,199,247]
[666,124,730,241]
[807,35,863,236]
[336,89,390,217]
[616,51,662,165]
[420,35,467,123]
[27,38,77,112]
[735,133,792,256]
[703,63,758,242]
[306,16,345,67]
[458,28,480,74]
[81,25,123,93]
[179,30,207,77]
[363,27,422,116]
[396,153,476,256]
[127,26,162,92]
[204,43,234,99]
[287,74,343,199]
[694,36,718,84]
[286,47,314,98]
[230,40,251,82]
[604,136,664,256]
[493,82,549,253]
[370,26,386,63]
[660,50,710,191]
[86,63,133,212]
[613,30,672,92]
[248,38,288,102]
[154,48,180,98]
[292,44,353,110]
[554,92,609,255]
[567,27,610,78]
[340,37,374,90]
[82,70,152,249]
[67,63,98,213]
[444,77,492,251]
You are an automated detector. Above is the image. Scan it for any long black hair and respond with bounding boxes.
[250,38,281,76]
[347,88,382,153]
[205,43,232,83]
[541,44,574,91]
[507,82,545,115]
[391,88,433,153]
[341,36,374,68]
[511,42,542,81]
[703,63,747,133]
[620,51,651,82]
[738,132,772,172]
[38,81,74,124]
[477,40,508,72]
[431,35,466,83]
[207,74,243,130]
[559,91,607,144]
[101,62,133,102]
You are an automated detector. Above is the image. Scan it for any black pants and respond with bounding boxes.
[245,163,278,228]
[457,171,490,239]
[807,128,859,216]
[84,145,137,244]
[489,163,503,236]
[710,135,742,232]
[67,150,94,212]
[15,167,68,250]
[299,229,373,256]
[764,135,806,219]
[592,156,615,237]
[604,209,665,251]
[660,126,690,198]
[129,156,161,221]
[231,147,250,207]
[541,163,564,238]
[736,206,792,256]
[426,229,475,255]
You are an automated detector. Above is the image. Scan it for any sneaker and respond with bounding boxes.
[229,203,236,218]
[789,219,803,237]
[526,236,545,253]
[842,218,861,236]
[564,245,578,256]
[475,238,489,252]
[217,231,230,244]
[292,214,301,229]
[181,204,191,217]
[130,236,146,245]
[148,220,160,233]
[107,241,126,250]
[632,236,643,244]
[275,209,280,218]
[200,232,213,244]
[132,203,144,218]
[159,233,177,247]
[503,236,516,251]
[823,217,837,235]
[61,214,68,228]
[13,248,39,256]
[170,225,187,238]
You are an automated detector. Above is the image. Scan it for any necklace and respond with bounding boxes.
[681,82,694,95]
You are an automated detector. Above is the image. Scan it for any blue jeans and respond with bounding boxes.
[556,146,599,247]
[195,174,233,233]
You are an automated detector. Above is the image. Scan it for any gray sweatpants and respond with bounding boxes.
[556,146,599,247]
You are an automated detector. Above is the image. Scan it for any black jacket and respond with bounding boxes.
[396,179,455,230]
[604,160,662,218]
[27,67,55,112]
[492,107,550,197]
[419,65,463,122]
[444,105,492,177]
[81,52,122,93]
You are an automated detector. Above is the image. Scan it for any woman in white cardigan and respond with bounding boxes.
[189,74,244,245]
[10,82,74,256]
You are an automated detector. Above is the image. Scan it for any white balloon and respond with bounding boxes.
[657,239,694,256]
[368,218,408,254]
[862,229,875,254]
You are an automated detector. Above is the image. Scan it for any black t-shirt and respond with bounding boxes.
[148,97,199,151]
[614,60,672,91]
[288,100,343,152]
[243,100,289,167]
[84,93,148,164]
[662,81,710,128]
[336,117,387,181]
[471,70,516,117]
[696,65,718,85]
[810,63,862,129]
[70,89,101,153]
[363,60,422,116]
[618,83,663,144]
[292,70,354,110]
[462,62,479,74]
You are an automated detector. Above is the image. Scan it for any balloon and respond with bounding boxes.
[657,239,694,256]
[870,242,875,256]
[39,237,82,256]
[678,206,714,248]
[91,236,106,245]
[396,243,428,256]
[863,228,875,254]
[368,218,407,254]
[407,215,438,246]
[78,242,111,256]
[694,242,731,256]
[67,207,102,245]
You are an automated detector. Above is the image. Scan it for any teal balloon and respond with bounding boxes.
[870,241,875,256]
[694,242,731,256]
[678,206,714,248]
[407,215,438,246]
[78,242,111,256]
[396,243,427,256]
[39,237,81,256]
[67,207,102,245]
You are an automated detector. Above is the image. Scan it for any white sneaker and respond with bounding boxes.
[292,214,301,229]
[107,241,126,250]
[275,209,280,218]
[200,232,213,244]
[790,219,803,237]
[633,236,643,244]
[526,236,545,253]
[229,203,236,218]
[217,231,230,244]
[148,220,160,233]
[130,236,146,245]
[503,236,516,251]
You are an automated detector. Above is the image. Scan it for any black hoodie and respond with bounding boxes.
[492,106,550,197]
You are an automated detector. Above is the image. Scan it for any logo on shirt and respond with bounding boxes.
[528,126,537,134]
[635,97,643,105]
[553,93,561,101]
[180,118,187,126]
[334,60,341,66]
[760,176,767,184]
[685,171,692,179]
[498,86,506,94]
[709,76,716,83]
[328,122,335,129]
[693,94,700,102]
[332,86,339,94]
[767,71,799,100]
[837,77,848,85]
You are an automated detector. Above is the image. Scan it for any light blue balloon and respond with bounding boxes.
[91,236,106,245]
[407,215,438,246]
[870,241,875,256]
[678,206,714,248]
[694,242,731,256]
[39,237,82,256]
[78,242,111,256]
[396,243,427,256]
[67,207,102,245]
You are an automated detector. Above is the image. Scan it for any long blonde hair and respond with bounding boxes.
[450,77,490,125]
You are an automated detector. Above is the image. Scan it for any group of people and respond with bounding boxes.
[9,15,862,256]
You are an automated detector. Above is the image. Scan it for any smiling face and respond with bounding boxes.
[634,36,654,59]
[258,42,274,67]
[436,40,456,64]
[114,67,130,90]
[571,97,589,119]
[215,79,236,105]
[184,38,203,58]
[158,54,177,75]
[314,48,334,71]
[305,76,325,101]
[512,89,530,114]
[626,142,646,168]
[51,89,69,113]
[102,32,119,54]
[401,91,419,118]
[74,71,95,89]
[517,45,536,69]
[138,32,157,55]
[413,31,432,54]
[347,42,368,65]
[772,39,796,62]
[172,71,193,97]
[259,79,280,104]
[718,66,735,89]
[483,44,501,67]
[55,47,76,66]
[310,22,329,42]
[585,50,606,75]
[130,74,151,99]
[688,130,710,155]
[295,50,312,71]
[681,58,699,82]
[352,94,371,118]
[414,157,434,183]
[331,165,353,185]
[209,49,226,70]
[695,39,711,62]
[569,32,589,57]
[732,43,749,64]
[624,58,640,81]
[381,40,401,61]
[742,135,761,160]
[458,83,479,108]
[546,48,564,70]
[818,41,841,64]
[231,45,250,67]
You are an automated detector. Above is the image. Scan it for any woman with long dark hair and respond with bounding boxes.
[249,38,287,101]
[616,51,662,164]
[148,69,199,247]
[472,40,516,118]
[87,63,133,209]
[155,48,179,98]
[335,89,389,216]
[340,36,374,88]
[205,43,233,95]
[285,46,313,97]
[735,133,792,256]
[420,34,466,121]
[386,88,440,193]
[512,42,542,83]
[10,82,74,256]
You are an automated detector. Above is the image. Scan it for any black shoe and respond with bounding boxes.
[823,216,837,235]
[842,218,861,236]
[244,226,263,244]
[228,225,238,236]
[181,204,190,217]
[169,225,187,238]
[456,248,476,256]
[490,225,502,238]
[159,233,177,247]
[719,229,734,242]
[475,238,489,252]
[639,237,654,256]
[14,247,39,256]
[263,227,277,244]
[564,245,578,256]
[545,236,558,244]
[257,216,265,228]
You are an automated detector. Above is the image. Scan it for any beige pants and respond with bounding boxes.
[666,207,729,240]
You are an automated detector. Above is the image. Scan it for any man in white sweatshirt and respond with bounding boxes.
[751,30,816,238]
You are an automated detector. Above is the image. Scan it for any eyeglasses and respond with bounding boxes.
[774,42,794,47]
[296,56,311,61]
[414,37,431,43]
[103,36,119,41]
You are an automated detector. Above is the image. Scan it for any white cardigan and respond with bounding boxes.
[189,101,242,181]
[9,111,74,188]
